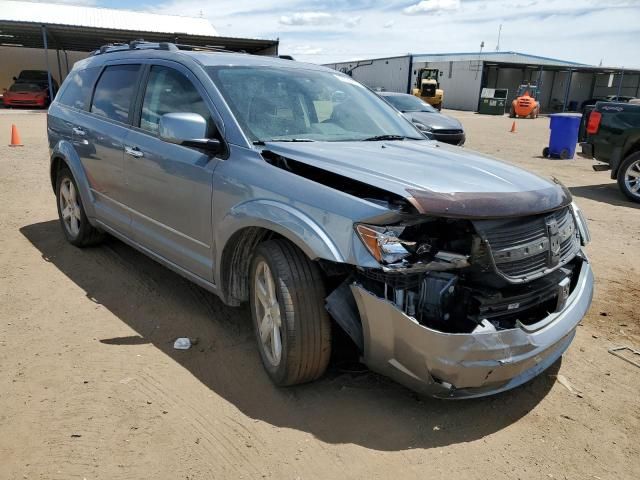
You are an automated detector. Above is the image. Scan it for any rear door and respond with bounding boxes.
[75,63,142,236]
[122,62,221,282]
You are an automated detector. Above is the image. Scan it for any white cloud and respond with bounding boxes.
[403,0,461,15]
[344,16,362,28]
[144,0,640,68]
[279,12,335,26]
[289,45,324,55]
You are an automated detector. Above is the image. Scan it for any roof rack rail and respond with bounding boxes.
[173,43,237,54]
[91,40,236,57]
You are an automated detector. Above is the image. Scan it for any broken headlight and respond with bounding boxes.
[355,224,415,264]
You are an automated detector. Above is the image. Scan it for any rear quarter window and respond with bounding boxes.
[57,68,100,110]
[90,64,140,123]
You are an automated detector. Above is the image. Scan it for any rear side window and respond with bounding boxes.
[90,65,140,123]
[57,68,100,110]
[140,66,211,135]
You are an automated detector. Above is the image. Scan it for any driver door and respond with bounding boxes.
[123,63,221,282]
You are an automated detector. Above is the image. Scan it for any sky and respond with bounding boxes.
[32,0,640,67]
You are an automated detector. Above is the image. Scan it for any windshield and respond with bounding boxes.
[9,83,42,92]
[383,94,438,113]
[207,66,423,143]
[18,71,48,81]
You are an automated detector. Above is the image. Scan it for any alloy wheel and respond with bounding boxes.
[59,177,81,237]
[624,159,640,199]
[253,260,283,366]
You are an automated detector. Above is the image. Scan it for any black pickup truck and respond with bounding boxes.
[580,101,640,202]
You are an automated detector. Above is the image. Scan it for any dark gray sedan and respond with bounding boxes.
[379,92,466,146]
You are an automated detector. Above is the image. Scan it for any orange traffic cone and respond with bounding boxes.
[9,124,23,147]
[509,121,517,133]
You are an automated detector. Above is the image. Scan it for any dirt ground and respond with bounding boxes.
[0,109,638,480]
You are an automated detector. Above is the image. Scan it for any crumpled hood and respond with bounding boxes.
[263,140,571,218]
[406,111,463,131]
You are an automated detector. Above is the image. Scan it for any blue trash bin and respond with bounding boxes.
[544,113,582,159]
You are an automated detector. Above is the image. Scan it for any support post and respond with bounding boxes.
[616,69,625,98]
[64,50,69,75]
[562,69,573,112]
[41,25,55,100]
[56,49,63,85]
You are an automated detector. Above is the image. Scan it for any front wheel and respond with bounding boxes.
[249,240,331,386]
[617,152,640,203]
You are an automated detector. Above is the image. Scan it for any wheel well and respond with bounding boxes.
[50,156,65,192]
[624,140,640,159]
[220,227,283,306]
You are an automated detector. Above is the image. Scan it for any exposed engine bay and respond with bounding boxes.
[329,205,584,339]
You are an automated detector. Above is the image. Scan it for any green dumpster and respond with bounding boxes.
[478,88,509,115]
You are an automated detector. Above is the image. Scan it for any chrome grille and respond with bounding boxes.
[474,207,580,281]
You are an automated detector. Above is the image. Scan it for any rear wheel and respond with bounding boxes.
[560,149,570,159]
[249,240,331,386]
[542,147,550,158]
[56,166,104,247]
[617,152,640,203]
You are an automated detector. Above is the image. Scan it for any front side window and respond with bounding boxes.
[140,66,212,135]
[90,64,140,123]
[57,67,100,110]
[207,66,423,143]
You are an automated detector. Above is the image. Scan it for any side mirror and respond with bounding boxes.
[158,112,221,154]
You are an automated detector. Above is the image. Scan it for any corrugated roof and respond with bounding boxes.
[0,0,218,36]
[412,51,589,67]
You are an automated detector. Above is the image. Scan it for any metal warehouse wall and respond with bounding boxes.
[593,72,640,98]
[325,57,412,93]
[0,46,88,93]
[410,60,483,111]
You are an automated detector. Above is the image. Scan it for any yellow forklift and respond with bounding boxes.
[412,68,444,111]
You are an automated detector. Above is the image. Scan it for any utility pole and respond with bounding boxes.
[476,41,485,80]
[495,24,502,52]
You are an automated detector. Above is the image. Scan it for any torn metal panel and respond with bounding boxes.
[350,258,593,399]
[325,279,364,351]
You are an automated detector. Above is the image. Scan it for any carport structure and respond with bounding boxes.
[0,0,278,96]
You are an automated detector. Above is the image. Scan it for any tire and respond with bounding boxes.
[55,166,104,247]
[249,239,331,386]
[509,106,516,118]
[560,149,570,159]
[617,152,640,203]
[542,147,550,158]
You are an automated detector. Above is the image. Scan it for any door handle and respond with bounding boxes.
[124,146,144,158]
[72,127,86,136]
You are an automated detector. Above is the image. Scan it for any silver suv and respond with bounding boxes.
[48,42,593,398]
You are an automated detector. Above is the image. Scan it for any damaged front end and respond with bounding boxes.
[327,204,594,399]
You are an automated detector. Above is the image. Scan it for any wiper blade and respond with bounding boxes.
[259,138,316,143]
[363,135,407,141]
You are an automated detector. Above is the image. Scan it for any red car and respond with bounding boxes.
[2,83,49,108]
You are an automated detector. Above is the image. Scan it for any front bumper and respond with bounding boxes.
[3,98,46,107]
[578,142,594,159]
[433,131,466,146]
[350,255,594,399]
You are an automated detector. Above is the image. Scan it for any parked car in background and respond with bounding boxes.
[3,82,50,108]
[13,70,58,92]
[378,92,466,145]
[580,101,640,202]
[47,42,593,399]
